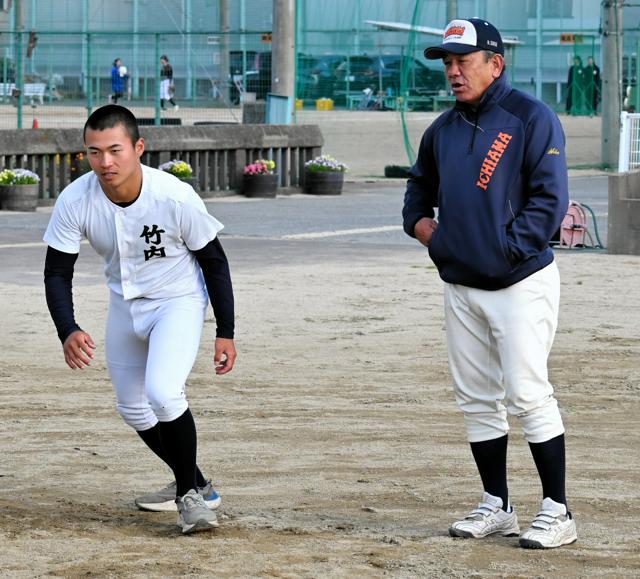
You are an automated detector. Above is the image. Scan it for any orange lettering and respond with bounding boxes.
[481,162,496,176]
[476,133,513,191]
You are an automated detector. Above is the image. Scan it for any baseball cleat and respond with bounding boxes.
[519,497,577,549]
[135,479,221,512]
[176,489,219,534]
[449,492,520,538]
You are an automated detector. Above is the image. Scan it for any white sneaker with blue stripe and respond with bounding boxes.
[135,479,221,512]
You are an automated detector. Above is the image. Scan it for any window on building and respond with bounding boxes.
[527,0,573,18]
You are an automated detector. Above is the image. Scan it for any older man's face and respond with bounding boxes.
[443,51,504,106]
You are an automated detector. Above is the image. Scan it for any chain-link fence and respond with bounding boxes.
[0,0,633,130]
[0,30,284,129]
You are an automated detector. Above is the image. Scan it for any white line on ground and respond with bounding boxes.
[281,225,403,239]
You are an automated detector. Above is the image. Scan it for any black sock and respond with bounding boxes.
[470,435,509,511]
[137,415,207,490]
[528,433,567,509]
[160,99,165,109]
[156,408,199,497]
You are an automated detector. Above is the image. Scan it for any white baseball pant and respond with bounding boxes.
[443,261,565,444]
[160,79,172,100]
[105,289,207,431]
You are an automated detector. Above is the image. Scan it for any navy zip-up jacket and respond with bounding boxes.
[402,73,569,290]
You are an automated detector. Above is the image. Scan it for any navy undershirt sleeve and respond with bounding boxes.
[44,246,82,344]
[193,238,235,339]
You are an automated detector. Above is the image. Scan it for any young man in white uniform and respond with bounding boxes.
[44,104,236,534]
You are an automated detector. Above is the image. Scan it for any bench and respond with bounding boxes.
[431,95,456,111]
[0,82,46,104]
[0,82,15,101]
[24,83,46,105]
[346,93,397,110]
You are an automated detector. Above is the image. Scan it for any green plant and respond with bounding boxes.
[305,154,348,173]
[0,168,40,185]
[158,159,193,179]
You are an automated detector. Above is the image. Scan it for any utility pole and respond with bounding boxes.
[447,0,458,23]
[601,0,623,169]
[14,0,24,128]
[272,0,295,104]
[219,0,230,103]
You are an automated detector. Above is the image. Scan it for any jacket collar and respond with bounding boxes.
[454,72,511,115]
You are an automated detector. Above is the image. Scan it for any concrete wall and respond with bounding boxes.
[608,171,640,255]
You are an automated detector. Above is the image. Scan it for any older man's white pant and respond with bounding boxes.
[444,262,565,444]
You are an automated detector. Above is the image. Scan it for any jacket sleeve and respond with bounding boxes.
[402,128,439,238]
[402,129,440,237]
[506,107,569,261]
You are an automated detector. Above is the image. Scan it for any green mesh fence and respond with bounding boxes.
[0,0,629,145]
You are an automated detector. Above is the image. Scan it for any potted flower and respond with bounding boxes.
[0,168,41,211]
[70,152,92,181]
[303,154,348,195]
[242,158,278,198]
[159,159,200,192]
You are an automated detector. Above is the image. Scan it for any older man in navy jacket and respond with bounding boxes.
[403,18,577,550]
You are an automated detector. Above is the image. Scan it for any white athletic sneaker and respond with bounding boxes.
[519,497,577,549]
[176,489,219,534]
[173,104,180,111]
[449,492,520,538]
[135,480,221,512]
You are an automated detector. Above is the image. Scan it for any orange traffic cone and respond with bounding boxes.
[32,118,39,129]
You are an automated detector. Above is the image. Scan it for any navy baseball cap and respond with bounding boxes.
[424,18,504,60]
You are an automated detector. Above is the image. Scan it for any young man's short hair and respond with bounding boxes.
[83,104,140,146]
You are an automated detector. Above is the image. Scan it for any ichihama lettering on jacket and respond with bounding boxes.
[476,132,513,191]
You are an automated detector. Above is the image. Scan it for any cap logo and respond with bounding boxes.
[444,25,466,39]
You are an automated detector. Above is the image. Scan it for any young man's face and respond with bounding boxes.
[443,50,504,106]
[85,123,144,196]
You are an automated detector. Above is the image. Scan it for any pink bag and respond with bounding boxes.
[558,201,589,248]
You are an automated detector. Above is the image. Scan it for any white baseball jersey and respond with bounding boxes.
[43,164,223,300]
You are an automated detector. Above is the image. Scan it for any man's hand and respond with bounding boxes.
[63,330,96,370]
[414,217,438,247]
[214,337,237,375]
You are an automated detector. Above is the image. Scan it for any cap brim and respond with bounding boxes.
[424,43,482,60]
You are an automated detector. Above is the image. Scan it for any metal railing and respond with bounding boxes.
[0,124,323,200]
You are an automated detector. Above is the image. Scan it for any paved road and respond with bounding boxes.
[204,176,608,247]
[0,174,608,285]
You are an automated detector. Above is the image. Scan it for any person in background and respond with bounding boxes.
[110,58,126,105]
[566,55,585,115]
[160,54,179,111]
[584,56,601,116]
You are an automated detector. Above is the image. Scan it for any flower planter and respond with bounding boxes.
[242,173,278,198]
[303,170,344,196]
[0,183,39,211]
[180,176,200,193]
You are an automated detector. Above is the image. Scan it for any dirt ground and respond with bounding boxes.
[1,245,639,578]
